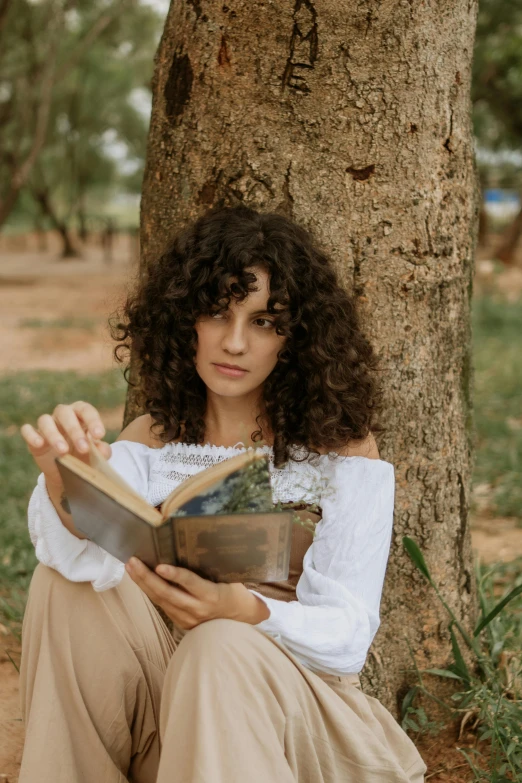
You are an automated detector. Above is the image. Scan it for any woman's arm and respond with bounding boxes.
[24,406,158,590]
[248,457,395,675]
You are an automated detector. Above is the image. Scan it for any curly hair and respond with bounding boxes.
[111,205,384,469]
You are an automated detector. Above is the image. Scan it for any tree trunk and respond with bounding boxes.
[127,0,479,714]
[32,187,82,260]
[494,198,522,265]
[478,201,488,248]
[33,215,48,252]
[57,225,80,259]
[77,198,89,244]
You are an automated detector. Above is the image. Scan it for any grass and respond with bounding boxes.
[0,368,127,638]
[0,369,126,430]
[472,295,522,521]
[18,317,97,331]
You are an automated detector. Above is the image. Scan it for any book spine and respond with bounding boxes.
[155,523,175,565]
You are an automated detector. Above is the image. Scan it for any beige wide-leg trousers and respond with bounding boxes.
[19,564,426,783]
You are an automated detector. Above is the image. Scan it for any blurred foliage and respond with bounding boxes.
[472,294,522,520]
[473,0,522,151]
[473,0,522,191]
[0,0,163,230]
[0,368,126,639]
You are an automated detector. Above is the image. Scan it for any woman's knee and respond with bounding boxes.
[172,619,276,678]
[178,618,258,654]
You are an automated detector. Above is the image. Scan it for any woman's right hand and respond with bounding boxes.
[20,401,112,489]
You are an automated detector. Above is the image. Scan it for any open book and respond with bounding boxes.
[55,438,293,583]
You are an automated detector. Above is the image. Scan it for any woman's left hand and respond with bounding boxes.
[125,557,270,629]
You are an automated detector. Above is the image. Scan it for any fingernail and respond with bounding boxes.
[78,438,88,451]
[56,440,68,452]
[93,425,104,437]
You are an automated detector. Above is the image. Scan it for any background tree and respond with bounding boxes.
[473,0,522,260]
[124,0,480,714]
[0,0,63,227]
[0,0,160,237]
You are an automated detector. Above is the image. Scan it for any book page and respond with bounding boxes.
[87,435,145,501]
[160,451,267,518]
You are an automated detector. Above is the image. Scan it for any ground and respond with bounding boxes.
[0,240,521,782]
[0,241,132,782]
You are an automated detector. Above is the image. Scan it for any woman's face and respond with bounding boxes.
[194,267,286,398]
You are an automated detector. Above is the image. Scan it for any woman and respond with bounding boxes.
[19,206,427,782]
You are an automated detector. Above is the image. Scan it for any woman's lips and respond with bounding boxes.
[212,363,248,378]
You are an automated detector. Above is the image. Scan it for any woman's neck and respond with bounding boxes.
[202,425,273,450]
[203,390,273,448]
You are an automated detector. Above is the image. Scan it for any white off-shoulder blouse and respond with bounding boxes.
[27,440,395,676]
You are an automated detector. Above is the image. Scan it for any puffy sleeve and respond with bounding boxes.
[249,457,395,675]
[27,440,154,592]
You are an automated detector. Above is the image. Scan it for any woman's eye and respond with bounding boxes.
[254,318,275,328]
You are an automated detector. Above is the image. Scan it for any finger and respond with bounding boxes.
[70,400,106,440]
[154,564,211,599]
[36,413,70,454]
[20,423,45,452]
[127,559,200,613]
[125,570,197,629]
[92,439,112,460]
[127,569,196,628]
[126,558,175,605]
[53,404,90,454]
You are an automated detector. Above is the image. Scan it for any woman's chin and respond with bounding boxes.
[202,375,265,398]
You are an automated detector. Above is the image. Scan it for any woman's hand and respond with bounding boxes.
[20,401,111,489]
[125,558,270,628]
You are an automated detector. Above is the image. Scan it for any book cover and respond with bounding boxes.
[56,452,293,582]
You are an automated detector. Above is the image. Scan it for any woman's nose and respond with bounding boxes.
[221,320,248,353]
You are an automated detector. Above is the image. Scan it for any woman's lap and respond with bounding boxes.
[19,564,425,783]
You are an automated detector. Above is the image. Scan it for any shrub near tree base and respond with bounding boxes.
[402,538,522,782]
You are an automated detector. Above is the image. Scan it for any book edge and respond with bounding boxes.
[56,456,163,526]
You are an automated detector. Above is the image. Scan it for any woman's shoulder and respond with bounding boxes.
[116,413,184,449]
[313,432,380,459]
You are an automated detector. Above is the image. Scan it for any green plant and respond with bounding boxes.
[402,537,522,781]
[472,295,522,521]
[0,369,126,648]
[402,536,522,783]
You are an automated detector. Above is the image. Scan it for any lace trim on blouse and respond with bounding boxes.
[147,441,327,509]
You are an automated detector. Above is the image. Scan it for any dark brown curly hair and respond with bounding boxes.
[111,205,384,468]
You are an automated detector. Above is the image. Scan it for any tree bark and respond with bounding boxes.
[128,0,479,714]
